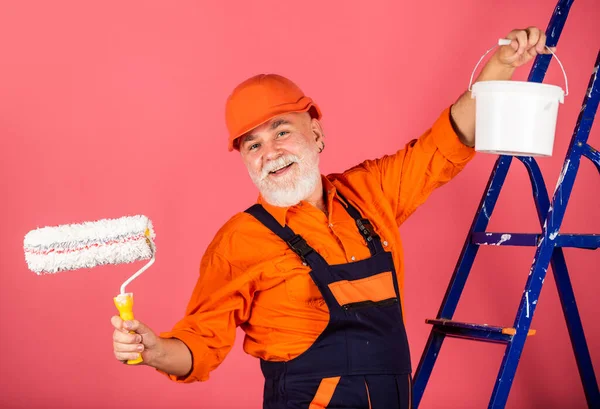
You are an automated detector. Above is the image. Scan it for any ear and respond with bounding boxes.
[310,117,324,146]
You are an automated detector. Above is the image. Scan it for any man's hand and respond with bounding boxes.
[112,315,161,364]
[111,315,193,377]
[495,27,555,69]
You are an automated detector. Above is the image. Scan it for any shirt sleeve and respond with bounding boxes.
[157,245,255,383]
[359,105,475,225]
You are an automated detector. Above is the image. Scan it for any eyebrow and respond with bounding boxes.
[242,134,257,144]
[269,119,290,129]
[241,118,291,147]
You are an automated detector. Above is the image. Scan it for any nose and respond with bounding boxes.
[262,139,283,162]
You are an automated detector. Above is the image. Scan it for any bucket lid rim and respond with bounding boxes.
[472,80,564,93]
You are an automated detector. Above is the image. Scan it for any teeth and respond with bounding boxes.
[263,155,300,178]
[270,163,291,173]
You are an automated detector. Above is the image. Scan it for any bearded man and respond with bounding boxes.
[111,27,552,409]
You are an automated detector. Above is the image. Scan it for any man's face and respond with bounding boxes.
[238,112,323,207]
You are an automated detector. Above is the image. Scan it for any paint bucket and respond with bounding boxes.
[469,39,568,157]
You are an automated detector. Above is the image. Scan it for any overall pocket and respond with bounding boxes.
[328,271,398,310]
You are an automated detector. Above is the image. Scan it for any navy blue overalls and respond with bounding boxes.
[245,193,412,409]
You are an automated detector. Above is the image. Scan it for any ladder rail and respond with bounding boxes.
[548,52,600,408]
[528,0,575,84]
[412,156,511,407]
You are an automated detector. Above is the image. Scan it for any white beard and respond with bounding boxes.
[249,150,321,207]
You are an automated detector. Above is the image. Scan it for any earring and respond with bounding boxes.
[318,141,325,153]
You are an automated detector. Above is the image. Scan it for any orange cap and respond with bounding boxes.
[225,74,322,151]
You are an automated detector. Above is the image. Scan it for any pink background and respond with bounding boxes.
[1,1,598,408]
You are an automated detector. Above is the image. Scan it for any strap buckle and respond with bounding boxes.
[356,218,379,242]
[286,235,313,264]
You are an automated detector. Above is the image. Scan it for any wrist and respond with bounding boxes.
[477,53,516,82]
[151,337,194,377]
[143,336,166,368]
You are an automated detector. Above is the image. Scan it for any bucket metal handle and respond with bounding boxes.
[468,38,568,97]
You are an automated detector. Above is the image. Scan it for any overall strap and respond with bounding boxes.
[336,192,385,255]
[245,204,322,267]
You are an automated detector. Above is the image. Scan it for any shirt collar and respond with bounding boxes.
[256,195,290,227]
[256,175,342,227]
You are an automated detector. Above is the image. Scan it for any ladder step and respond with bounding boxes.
[425,319,536,344]
[471,232,599,249]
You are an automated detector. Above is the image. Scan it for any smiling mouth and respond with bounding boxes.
[269,162,294,176]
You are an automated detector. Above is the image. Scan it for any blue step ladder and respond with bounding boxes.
[412,0,600,407]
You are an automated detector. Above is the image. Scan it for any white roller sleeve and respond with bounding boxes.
[24,215,156,274]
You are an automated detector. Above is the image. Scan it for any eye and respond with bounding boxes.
[276,131,288,138]
[248,143,260,151]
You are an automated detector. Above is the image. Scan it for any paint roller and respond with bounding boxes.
[23,215,156,365]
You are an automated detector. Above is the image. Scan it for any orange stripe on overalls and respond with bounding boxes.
[308,377,341,409]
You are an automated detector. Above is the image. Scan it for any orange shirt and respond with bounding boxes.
[159,106,475,383]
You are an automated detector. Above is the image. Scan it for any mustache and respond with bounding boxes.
[260,154,302,179]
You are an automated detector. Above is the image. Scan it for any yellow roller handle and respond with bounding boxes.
[114,293,143,365]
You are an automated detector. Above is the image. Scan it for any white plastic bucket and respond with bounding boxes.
[469,39,568,157]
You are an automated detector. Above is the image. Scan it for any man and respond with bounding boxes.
[112,27,552,408]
